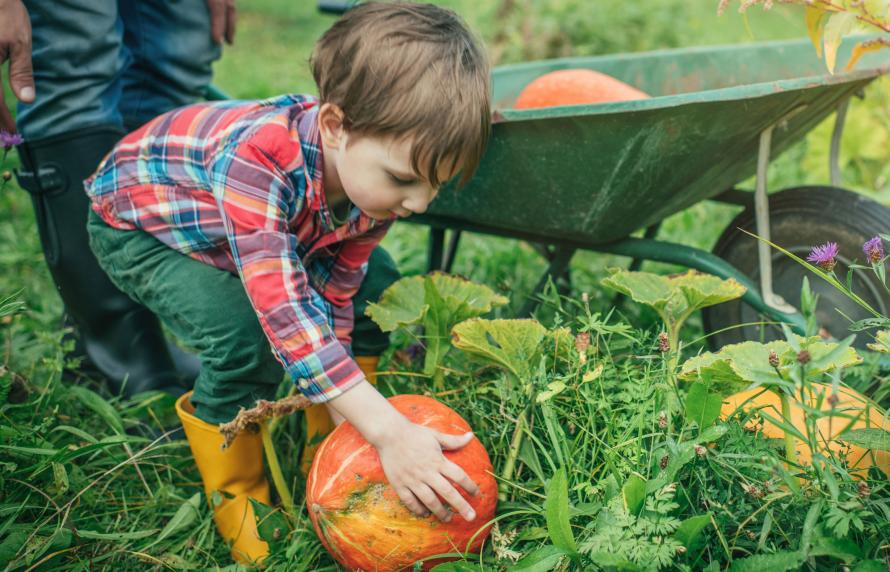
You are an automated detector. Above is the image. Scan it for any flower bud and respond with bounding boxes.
[768,350,779,368]
[796,349,811,364]
[657,332,669,352]
[858,481,871,498]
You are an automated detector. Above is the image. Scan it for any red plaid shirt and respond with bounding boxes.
[86,94,394,403]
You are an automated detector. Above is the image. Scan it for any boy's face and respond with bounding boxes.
[335,133,447,220]
[318,103,452,221]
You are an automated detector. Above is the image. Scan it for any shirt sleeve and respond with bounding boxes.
[209,136,364,403]
[320,221,393,352]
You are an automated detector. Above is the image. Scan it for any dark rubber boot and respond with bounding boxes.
[15,126,198,397]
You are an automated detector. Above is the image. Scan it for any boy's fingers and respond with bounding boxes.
[394,485,428,518]
[429,473,476,522]
[437,431,474,451]
[441,460,480,497]
[412,483,450,522]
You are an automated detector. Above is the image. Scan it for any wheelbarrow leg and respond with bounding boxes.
[519,245,576,318]
[426,228,462,273]
[442,230,462,273]
[427,227,446,273]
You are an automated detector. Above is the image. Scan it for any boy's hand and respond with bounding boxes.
[374,419,480,522]
[327,380,480,522]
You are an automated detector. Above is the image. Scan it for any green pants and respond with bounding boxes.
[87,210,400,424]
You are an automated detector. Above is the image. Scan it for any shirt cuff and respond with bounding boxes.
[286,338,365,403]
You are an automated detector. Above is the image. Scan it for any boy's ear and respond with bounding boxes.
[318,103,346,149]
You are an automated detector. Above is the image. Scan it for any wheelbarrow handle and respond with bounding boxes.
[317,0,359,15]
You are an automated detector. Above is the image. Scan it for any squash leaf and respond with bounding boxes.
[680,337,861,396]
[451,319,547,380]
[366,272,507,332]
[366,273,508,376]
[601,269,744,336]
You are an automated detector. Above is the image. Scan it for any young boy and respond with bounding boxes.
[84,2,491,564]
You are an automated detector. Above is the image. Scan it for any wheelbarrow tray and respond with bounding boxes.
[415,36,890,245]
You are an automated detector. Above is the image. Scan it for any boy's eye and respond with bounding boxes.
[389,173,418,186]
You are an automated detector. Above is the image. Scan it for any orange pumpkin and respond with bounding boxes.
[513,68,649,109]
[306,395,498,571]
[722,383,890,477]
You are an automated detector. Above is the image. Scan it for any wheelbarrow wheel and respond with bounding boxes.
[702,186,890,350]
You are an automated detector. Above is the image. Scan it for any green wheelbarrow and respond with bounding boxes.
[407,35,890,349]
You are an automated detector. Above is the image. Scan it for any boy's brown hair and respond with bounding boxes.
[311,2,491,187]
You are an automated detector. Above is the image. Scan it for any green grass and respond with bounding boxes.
[2,1,890,570]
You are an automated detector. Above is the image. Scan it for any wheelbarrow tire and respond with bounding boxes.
[702,185,890,350]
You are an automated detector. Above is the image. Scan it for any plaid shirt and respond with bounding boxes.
[86,94,394,403]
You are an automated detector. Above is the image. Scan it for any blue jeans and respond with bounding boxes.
[17,0,221,139]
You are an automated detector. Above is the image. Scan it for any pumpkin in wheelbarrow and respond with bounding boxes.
[514,68,650,109]
[723,383,890,477]
[306,395,497,571]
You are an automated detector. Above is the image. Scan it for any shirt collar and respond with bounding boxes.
[294,98,396,231]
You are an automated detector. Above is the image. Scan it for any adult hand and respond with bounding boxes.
[207,0,236,45]
[0,0,34,133]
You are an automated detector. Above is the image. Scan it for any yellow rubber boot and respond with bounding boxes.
[299,355,380,476]
[175,393,271,565]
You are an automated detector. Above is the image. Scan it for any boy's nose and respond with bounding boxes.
[402,197,429,215]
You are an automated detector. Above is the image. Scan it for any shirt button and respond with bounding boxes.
[298,378,310,389]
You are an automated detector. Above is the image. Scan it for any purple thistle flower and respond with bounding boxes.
[863,236,884,264]
[0,130,23,149]
[807,242,839,272]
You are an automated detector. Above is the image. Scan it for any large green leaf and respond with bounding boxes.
[544,467,577,554]
[685,383,723,429]
[601,269,683,324]
[365,273,507,332]
[601,269,745,327]
[365,274,428,332]
[451,319,547,380]
[672,271,746,312]
[680,337,861,396]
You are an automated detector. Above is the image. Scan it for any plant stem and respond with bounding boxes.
[499,402,531,501]
[778,391,799,467]
[261,422,293,513]
[433,367,445,393]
